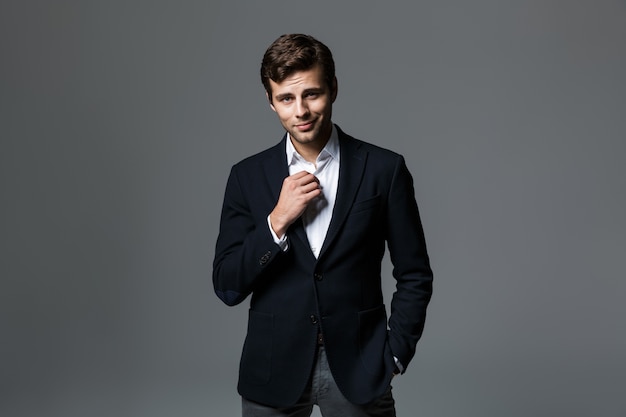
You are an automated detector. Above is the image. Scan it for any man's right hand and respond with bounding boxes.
[269,171,321,238]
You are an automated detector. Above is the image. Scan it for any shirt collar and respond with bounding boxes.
[286,124,339,165]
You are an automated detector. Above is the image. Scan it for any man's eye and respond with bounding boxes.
[305,92,319,98]
[281,97,292,103]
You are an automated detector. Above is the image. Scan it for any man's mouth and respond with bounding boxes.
[295,120,315,131]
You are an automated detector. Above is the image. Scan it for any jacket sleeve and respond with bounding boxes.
[212,165,282,306]
[385,155,433,371]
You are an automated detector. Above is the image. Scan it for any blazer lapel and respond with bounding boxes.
[318,129,367,259]
[263,135,289,203]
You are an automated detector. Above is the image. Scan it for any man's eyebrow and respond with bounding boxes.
[274,88,323,100]
[274,92,293,100]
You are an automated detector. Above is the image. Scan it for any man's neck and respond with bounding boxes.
[290,124,333,163]
[292,140,328,164]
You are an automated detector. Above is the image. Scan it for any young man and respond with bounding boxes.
[213,34,433,416]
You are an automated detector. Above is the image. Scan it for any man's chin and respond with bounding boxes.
[290,132,317,145]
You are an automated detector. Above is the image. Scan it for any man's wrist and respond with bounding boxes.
[267,215,288,251]
[268,212,288,238]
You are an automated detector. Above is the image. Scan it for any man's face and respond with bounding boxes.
[268,65,337,154]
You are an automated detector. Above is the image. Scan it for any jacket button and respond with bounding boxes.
[310,315,318,324]
[259,251,271,265]
[314,273,323,281]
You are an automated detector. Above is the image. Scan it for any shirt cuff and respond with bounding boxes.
[393,356,404,375]
[267,215,288,251]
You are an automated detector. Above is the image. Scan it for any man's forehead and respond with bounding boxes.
[270,67,326,92]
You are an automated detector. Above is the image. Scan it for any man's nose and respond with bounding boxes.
[295,99,310,117]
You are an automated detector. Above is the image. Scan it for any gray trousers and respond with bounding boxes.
[242,346,396,417]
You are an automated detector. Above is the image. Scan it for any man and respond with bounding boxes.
[213,34,433,416]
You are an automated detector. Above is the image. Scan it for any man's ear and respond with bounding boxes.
[266,91,276,112]
[330,77,338,103]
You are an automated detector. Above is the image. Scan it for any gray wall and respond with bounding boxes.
[2,1,625,416]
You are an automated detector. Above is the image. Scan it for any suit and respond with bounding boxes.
[213,125,433,407]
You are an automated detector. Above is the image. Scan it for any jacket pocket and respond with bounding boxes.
[351,194,381,215]
[357,305,390,376]
[239,309,273,385]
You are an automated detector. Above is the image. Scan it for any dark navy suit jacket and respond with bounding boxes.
[213,126,433,407]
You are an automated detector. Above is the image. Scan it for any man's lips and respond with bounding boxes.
[295,120,315,131]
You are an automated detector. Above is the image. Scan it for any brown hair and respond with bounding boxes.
[261,34,336,99]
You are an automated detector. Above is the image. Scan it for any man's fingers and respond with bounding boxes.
[290,170,311,179]
[285,171,320,189]
[300,180,321,194]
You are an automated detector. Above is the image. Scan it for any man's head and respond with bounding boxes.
[260,34,338,159]
[261,34,336,101]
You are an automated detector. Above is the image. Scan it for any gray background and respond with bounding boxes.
[2,1,625,416]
